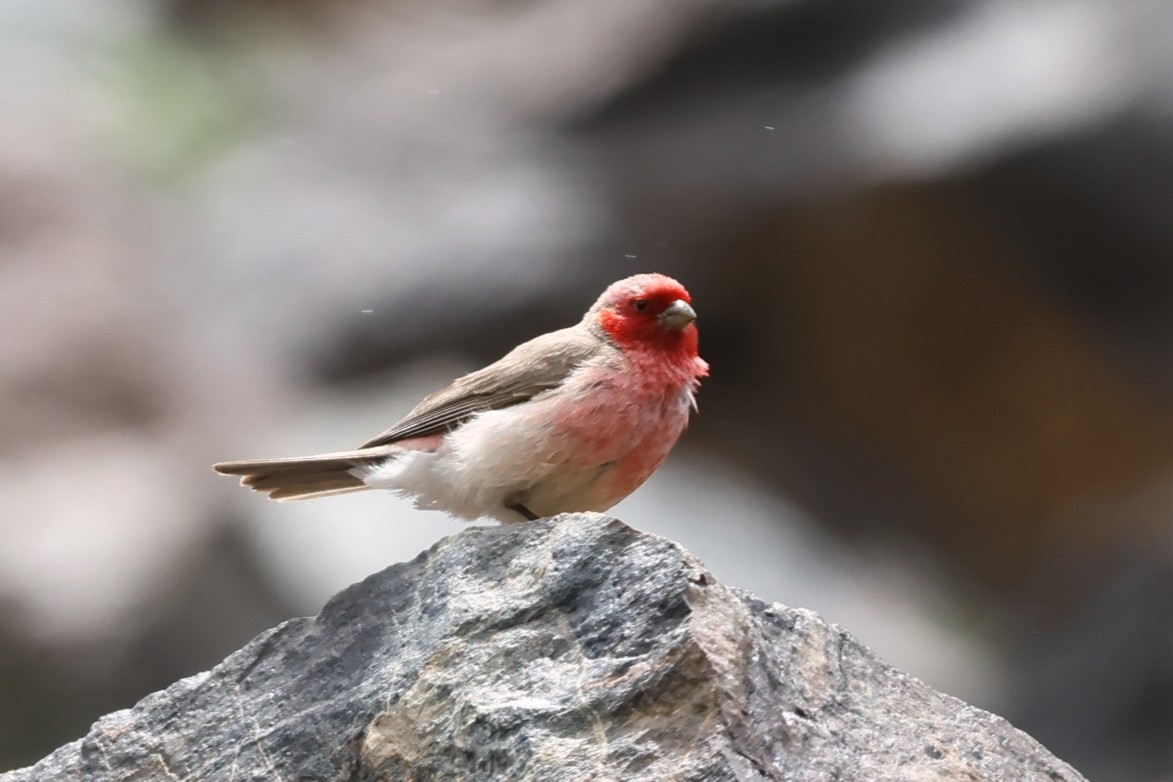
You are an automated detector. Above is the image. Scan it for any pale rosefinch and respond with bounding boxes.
[214,273,708,522]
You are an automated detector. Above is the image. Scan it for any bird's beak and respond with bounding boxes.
[659,299,697,330]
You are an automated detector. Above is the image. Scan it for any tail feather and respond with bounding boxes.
[214,446,399,502]
[268,482,371,502]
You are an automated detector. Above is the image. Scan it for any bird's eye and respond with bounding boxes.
[634,299,649,312]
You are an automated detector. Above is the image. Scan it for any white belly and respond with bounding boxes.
[360,384,692,522]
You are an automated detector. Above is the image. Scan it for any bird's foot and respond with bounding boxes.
[504,500,540,521]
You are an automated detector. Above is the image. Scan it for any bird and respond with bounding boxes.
[213,273,709,523]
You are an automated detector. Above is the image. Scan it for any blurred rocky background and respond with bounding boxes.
[2,0,1172,778]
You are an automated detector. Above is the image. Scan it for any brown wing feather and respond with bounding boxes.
[360,324,607,448]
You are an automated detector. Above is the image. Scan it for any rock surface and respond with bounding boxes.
[3,515,1085,782]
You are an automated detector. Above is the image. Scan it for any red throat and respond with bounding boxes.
[599,310,699,358]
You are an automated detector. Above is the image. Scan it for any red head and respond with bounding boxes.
[590,273,700,357]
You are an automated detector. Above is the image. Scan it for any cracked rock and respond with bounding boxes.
[2,514,1086,781]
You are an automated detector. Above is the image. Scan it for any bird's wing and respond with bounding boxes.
[360,324,609,448]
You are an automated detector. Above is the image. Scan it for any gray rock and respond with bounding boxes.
[2,515,1085,782]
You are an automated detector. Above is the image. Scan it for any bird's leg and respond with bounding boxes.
[504,500,540,521]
